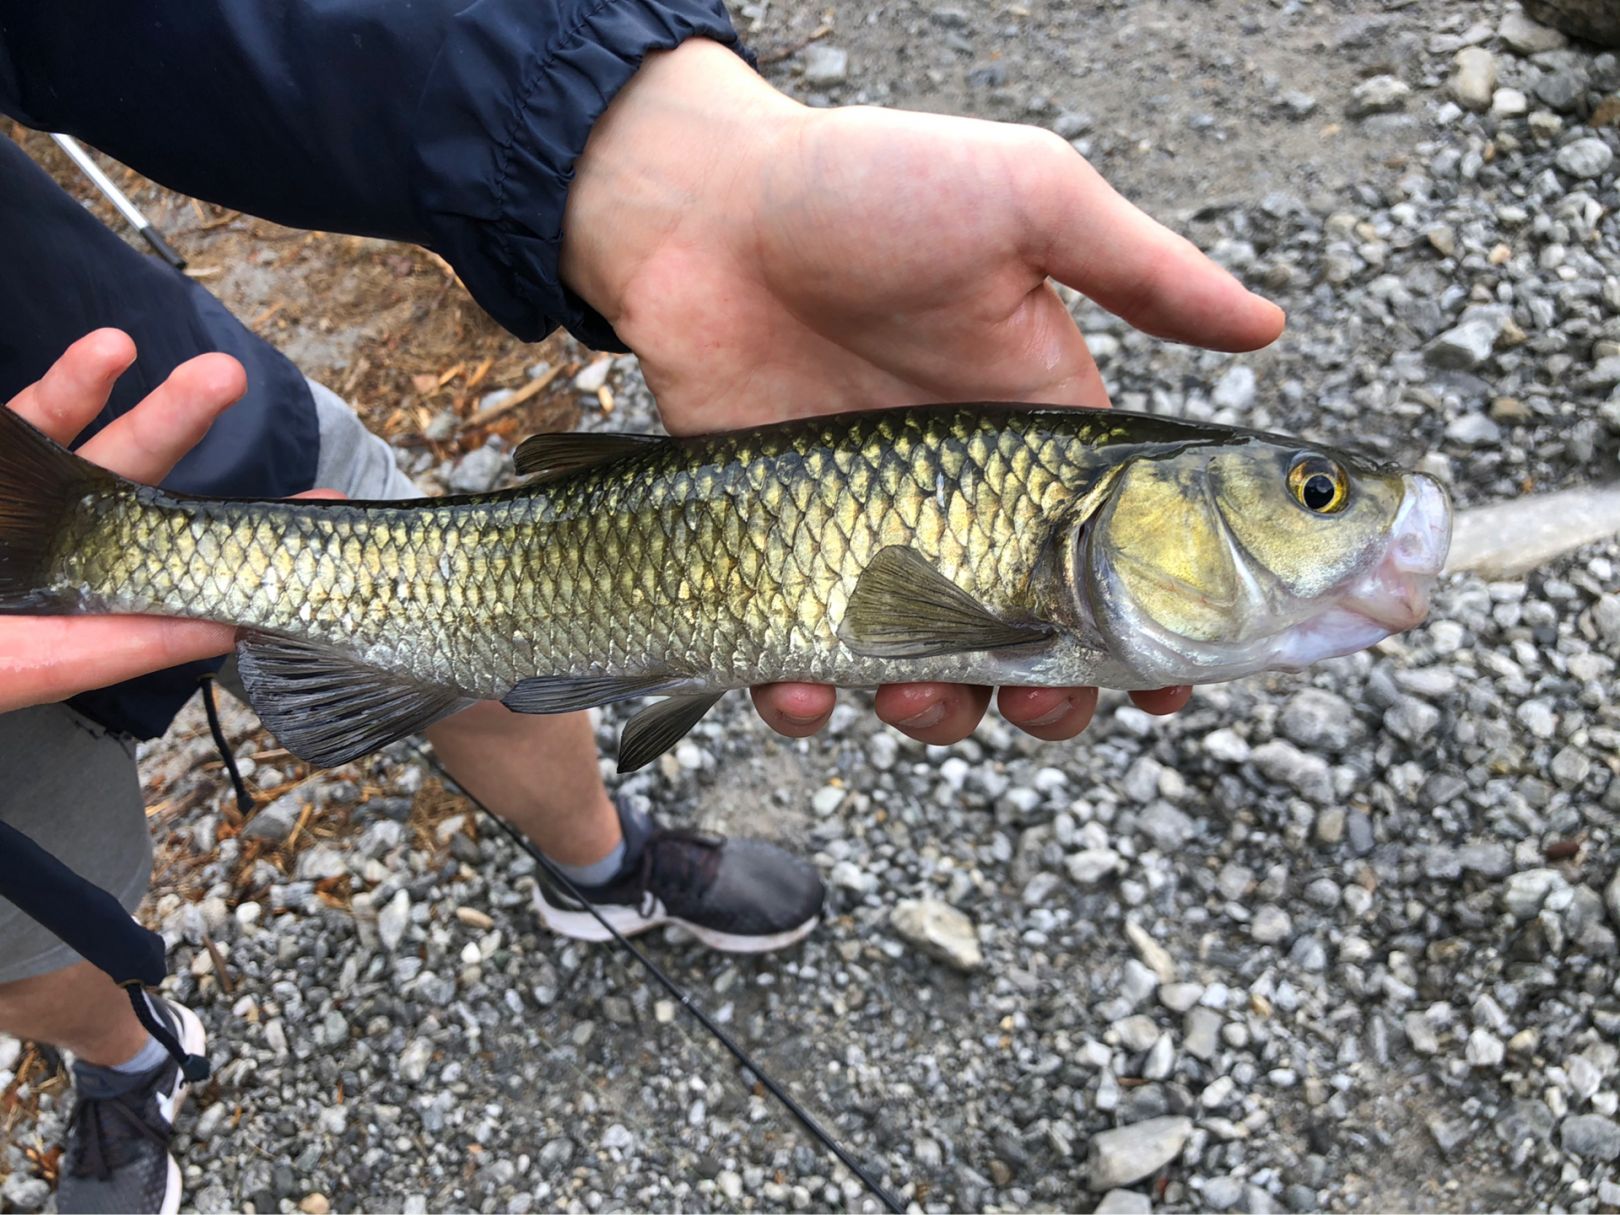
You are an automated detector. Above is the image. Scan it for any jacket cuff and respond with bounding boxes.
[414,0,746,349]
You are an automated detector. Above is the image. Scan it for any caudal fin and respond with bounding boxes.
[0,407,113,612]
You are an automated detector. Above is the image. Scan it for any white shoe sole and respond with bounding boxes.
[157,1001,207,1215]
[533,890,819,954]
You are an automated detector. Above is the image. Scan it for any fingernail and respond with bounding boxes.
[1024,699,1073,728]
[897,703,947,730]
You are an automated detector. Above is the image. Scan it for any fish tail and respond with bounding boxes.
[0,407,115,613]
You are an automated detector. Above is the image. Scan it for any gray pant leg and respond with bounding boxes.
[0,706,147,984]
[215,379,420,706]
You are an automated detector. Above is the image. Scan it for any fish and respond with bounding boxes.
[0,403,1451,772]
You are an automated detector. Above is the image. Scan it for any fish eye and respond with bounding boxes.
[1287,455,1349,514]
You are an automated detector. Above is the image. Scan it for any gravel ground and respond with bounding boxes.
[5,1,1620,1212]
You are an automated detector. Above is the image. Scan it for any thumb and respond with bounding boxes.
[1020,140,1285,353]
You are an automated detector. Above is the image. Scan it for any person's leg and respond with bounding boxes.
[0,704,203,1215]
[423,701,620,866]
[0,962,149,1068]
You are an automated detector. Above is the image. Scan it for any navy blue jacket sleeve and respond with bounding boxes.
[0,1,744,349]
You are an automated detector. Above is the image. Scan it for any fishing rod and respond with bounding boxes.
[199,677,903,1211]
[407,742,907,1215]
[50,133,187,270]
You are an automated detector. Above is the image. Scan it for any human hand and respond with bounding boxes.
[561,41,1284,746]
[0,330,247,713]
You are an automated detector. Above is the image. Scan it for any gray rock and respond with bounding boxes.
[1087,1116,1195,1189]
[1348,75,1410,117]
[1606,866,1620,931]
[1068,848,1124,885]
[242,792,303,842]
[1094,1190,1153,1215]
[1404,1012,1440,1055]
[1384,697,1441,744]
[1280,688,1356,751]
[1535,66,1585,112]
[1504,869,1571,920]
[1561,1114,1620,1161]
[1203,1176,1245,1211]
[1467,1028,1505,1067]
[1427,318,1500,370]
[1451,47,1497,111]
[1525,0,1620,46]
[377,888,411,952]
[1250,905,1294,945]
[571,358,611,394]
[802,44,849,86]
[1555,138,1613,181]
[1549,746,1591,787]
[1499,10,1568,53]
[1211,365,1256,413]
[1184,1007,1222,1061]
[1,1174,49,1213]
[1594,593,1620,643]
[1278,90,1318,118]
[1492,87,1530,117]
[446,443,506,494]
[891,899,983,972]
[1445,413,1503,447]
[1113,1015,1161,1053]
[1250,740,1334,804]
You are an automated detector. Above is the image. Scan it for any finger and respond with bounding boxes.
[5,329,137,443]
[1021,138,1285,353]
[751,683,836,738]
[0,616,235,715]
[874,682,992,744]
[1130,685,1193,715]
[997,685,1099,741]
[77,353,247,483]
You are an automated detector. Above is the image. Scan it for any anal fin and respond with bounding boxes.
[617,693,725,773]
[235,633,472,768]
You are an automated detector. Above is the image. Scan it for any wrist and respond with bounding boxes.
[560,38,800,328]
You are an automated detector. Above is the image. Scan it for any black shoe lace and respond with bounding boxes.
[68,1084,170,1181]
[637,828,725,919]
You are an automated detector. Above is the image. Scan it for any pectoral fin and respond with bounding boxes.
[837,545,1054,659]
[616,692,725,773]
[235,633,472,768]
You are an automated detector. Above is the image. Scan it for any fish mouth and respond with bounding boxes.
[1340,472,1451,630]
[1270,473,1452,669]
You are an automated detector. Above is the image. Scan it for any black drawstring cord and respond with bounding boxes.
[199,672,253,816]
[100,673,243,1084]
[119,982,209,1083]
[408,743,905,1215]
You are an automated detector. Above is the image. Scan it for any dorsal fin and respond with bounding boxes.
[513,431,666,482]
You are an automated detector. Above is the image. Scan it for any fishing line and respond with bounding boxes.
[197,676,901,1212]
[407,742,905,1215]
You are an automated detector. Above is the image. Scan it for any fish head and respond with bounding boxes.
[1078,438,1451,683]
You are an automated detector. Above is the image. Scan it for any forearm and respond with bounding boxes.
[0,0,746,344]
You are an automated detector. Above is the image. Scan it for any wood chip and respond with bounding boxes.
[465,363,565,428]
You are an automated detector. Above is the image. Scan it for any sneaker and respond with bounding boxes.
[57,999,206,1215]
[533,802,824,953]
